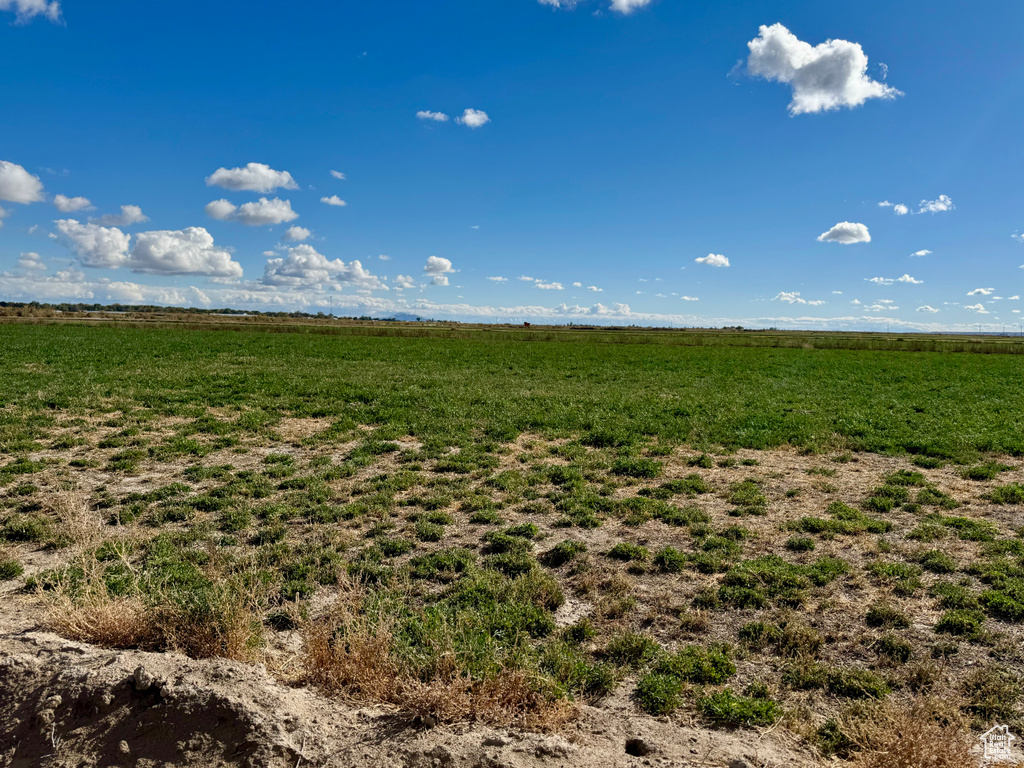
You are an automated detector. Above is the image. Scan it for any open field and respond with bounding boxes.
[2,321,1024,767]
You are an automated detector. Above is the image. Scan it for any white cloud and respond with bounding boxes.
[680,296,699,301]
[863,303,899,312]
[56,219,131,268]
[897,274,923,284]
[0,161,44,204]
[967,288,994,296]
[519,275,535,282]
[486,276,508,282]
[431,275,449,287]
[867,277,894,286]
[609,0,652,13]
[53,194,93,213]
[916,306,939,313]
[917,195,954,214]
[572,281,582,287]
[206,163,298,193]
[18,252,46,271]
[424,256,455,276]
[695,253,730,267]
[330,170,346,180]
[911,249,932,258]
[964,303,989,314]
[206,197,298,226]
[129,228,243,277]
[394,275,416,290]
[879,201,910,216]
[417,111,449,122]
[456,109,491,128]
[535,281,564,290]
[321,195,347,207]
[0,0,59,23]
[262,244,384,290]
[282,226,311,242]
[1012,233,1023,243]
[0,206,7,228]
[818,221,870,244]
[93,204,149,227]
[586,286,603,292]
[378,254,391,261]
[746,23,901,115]
[774,291,824,306]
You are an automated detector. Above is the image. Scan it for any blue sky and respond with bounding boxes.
[1,0,1023,330]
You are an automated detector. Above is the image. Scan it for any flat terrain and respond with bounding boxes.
[1,322,1023,767]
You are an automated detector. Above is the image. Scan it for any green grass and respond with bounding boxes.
[3,323,1024,457]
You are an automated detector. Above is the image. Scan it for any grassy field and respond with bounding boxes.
[1,321,1023,762]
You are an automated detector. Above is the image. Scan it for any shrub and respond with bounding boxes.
[935,609,985,638]
[866,602,911,629]
[0,558,23,580]
[635,673,683,716]
[1,514,50,543]
[604,633,661,669]
[698,689,781,727]
[785,536,816,552]
[988,483,1024,505]
[607,542,649,562]
[653,546,687,573]
[483,551,536,577]
[862,485,910,513]
[917,549,957,574]
[414,519,445,542]
[611,458,663,479]
[959,462,1011,481]
[687,454,714,469]
[408,548,475,580]
[660,474,712,495]
[930,582,979,611]
[876,634,914,664]
[738,621,782,650]
[541,540,587,567]
[654,644,735,684]
[561,618,597,644]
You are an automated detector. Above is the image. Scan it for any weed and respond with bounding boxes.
[607,542,649,562]
[865,603,911,629]
[541,540,587,567]
[876,634,914,664]
[698,689,780,727]
[611,458,663,479]
[935,609,986,638]
[653,546,687,572]
[604,633,661,669]
[635,673,683,716]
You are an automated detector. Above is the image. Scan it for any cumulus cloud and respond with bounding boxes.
[330,170,346,180]
[897,274,923,284]
[206,163,298,193]
[321,195,347,207]
[417,111,449,122]
[282,226,311,242]
[587,286,603,292]
[916,306,939,313]
[486,276,508,282]
[53,194,93,213]
[1012,233,1023,243]
[424,256,455,276]
[378,254,391,261]
[424,256,455,286]
[18,252,46,271]
[911,249,932,258]
[917,195,954,214]
[205,197,299,226]
[680,296,699,301]
[93,204,149,227]
[129,228,243,277]
[262,244,384,290]
[967,288,994,296]
[0,161,44,204]
[456,109,491,128]
[56,219,131,268]
[518,275,535,282]
[774,291,825,306]
[535,281,564,290]
[746,24,900,115]
[867,277,894,286]
[964,303,989,314]
[879,201,909,215]
[695,253,730,267]
[0,0,60,23]
[394,275,416,290]
[0,206,7,227]
[818,221,870,244]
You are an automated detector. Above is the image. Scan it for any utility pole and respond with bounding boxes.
[330,295,334,317]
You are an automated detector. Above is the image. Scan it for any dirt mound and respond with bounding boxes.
[0,629,815,768]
